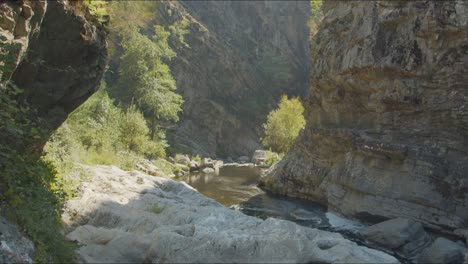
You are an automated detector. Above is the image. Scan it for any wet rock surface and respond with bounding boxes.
[263,0,468,231]
[63,165,398,263]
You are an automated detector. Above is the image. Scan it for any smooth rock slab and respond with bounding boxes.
[359,218,427,249]
[63,165,398,264]
[417,238,468,264]
[0,217,34,264]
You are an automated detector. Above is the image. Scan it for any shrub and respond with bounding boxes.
[262,95,305,154]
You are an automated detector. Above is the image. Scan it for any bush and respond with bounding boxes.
[0,82,75,262]
[262,95,305,154]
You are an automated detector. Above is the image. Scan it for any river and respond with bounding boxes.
[182,164,362,231]
[182,164,408,263]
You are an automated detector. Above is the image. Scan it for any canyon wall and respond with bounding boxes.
[154,1,310,157]
[1,0,107,130]
[262,0,468,231]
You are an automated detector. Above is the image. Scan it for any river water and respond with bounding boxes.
[182,165,361,231]
[182,164,409,263]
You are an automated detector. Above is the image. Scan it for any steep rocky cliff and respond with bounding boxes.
[262,1,468,231]
[154,1,310,157]
[1,0,107,130]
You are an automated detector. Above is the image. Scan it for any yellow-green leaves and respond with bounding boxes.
[262,95,305,154]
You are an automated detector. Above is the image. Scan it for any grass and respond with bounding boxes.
[146,203,164,214]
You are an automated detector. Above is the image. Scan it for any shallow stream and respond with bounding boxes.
[182,165,362,231]
[182,164,409,263]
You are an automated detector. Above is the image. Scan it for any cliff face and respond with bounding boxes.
[1,0,107,130]
[263,1,468,230]
[155,1,310,158]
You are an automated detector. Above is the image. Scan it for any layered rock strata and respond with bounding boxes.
[262,0,468,231]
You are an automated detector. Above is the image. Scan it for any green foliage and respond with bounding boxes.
[153,158,182,175]
[119,104,150,153]
[147,203,165,214]
[44,81,168,172]
[265,151,282,166]
[192,154,201,163]
[310,0,323,18]
[115,25,183,128]
[0,39,21,81]
[0,82,75,262]
[262,95,306,154]
[83,0,109,23]
[309,0,324,38]
[169,17,191,49]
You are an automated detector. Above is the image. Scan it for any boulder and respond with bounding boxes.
[135,159,162,177]
[63,165,399,264]
[418,238,468,264]
[202,167,215,174]
[189,160,200,172]
[251,150,268,164]
[175,155,191,165]
[455,229,468,243]
[237,156,250,163]
[359,218,432,255]
[0,217,34,264]
[201,158,214,168]
[252,150,279,166]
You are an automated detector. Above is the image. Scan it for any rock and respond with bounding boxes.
[63,165,398,263]
[237,156,250,163]
[263,0,468,231]
[201,157,214,168]
[202,167,215,174]
[157,1,310,157]
[135,159,162,177]
[290,209,323,223]
[359,218,433,259]
[214,160,224,168]
[418,238,468,264]
[359,218,426,249]
[175,155,190,165]
[251,150,268,164]
[0,217,34,264]
[189,160,200,171]
[6,0,108,132]
[455,229,468,243]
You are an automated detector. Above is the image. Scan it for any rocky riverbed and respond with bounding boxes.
[62,165,398,263]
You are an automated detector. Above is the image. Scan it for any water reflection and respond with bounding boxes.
[182,165,330,229]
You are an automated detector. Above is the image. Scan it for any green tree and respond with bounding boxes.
[119,105,150,153]
[262,95,305,153]
[115,26,183,138]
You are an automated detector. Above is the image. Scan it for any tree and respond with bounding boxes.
[115,25,183,138]
[262,95,305,153]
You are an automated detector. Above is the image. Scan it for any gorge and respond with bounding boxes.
[1,0,467,263]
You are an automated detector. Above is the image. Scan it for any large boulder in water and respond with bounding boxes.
[417,238,468,264]
[359,218,433,259]
[63,165,398,263]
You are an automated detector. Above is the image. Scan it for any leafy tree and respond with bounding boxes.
[115,25,183,137]
[262,95,305,153]
[119,104,150,153]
